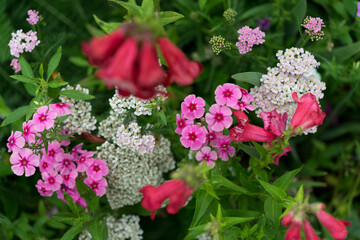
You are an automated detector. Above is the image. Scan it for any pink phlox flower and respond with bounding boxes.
[84,177,107,196]
[214,83,242,108]
[22,120,37,144]
[76,151,95,172]
[273,146,292,165]
[260,109,288,137]
[39,156,55,173]
[10,148,39,176]
[61,169,79,188]
[181,94,206,120]
[26,10,40,25]
[86,159,109,181]
[175,113,193,135]
[71,143,85,158]
[42,170,63,191]
[238,87,254,103]
[35,179,53,197]
[233,101,255,113]
[42,140,64,162]
[32,105,57,132]
[7,130,25,153]
[195,146,218,168]
[180,125,206,150]
[236,26,265,55]
[57,186,81,204]
[54,153,76,174]
[214,135,235,161]
[203,127,223,147]
[49,102,73,117]
[357,2,360,18]
[205,104,233,132]
[10,59,21,73]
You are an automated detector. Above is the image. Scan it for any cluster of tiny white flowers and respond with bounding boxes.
[59,85,97,134]
[8,29,40,58]
[79,215,143,240]
[98,110,126,142]
[250,48,326,134]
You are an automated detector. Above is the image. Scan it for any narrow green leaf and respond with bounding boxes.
[52,213,78,225]
[39,63,44,79]
[237,143,260,159]
[93,15,121,34]
[273,166,303,191]
[10,75,36,84]
[88,220,102,239]
[333,41,360,62]
[222,217,255,229]
[0,96,11,117]
[292,0,307,23]
[232,72,263,86]
[295,185,304,203]
[60,89,94,100]
[60,220,82,240]
[48,79,69,88]
[257,179,287,201]
[159,111,167,126]
[212,175,251,195]
[190,191,214,227]
[69,57,89,67]
[19,56,34,79]
[47,46,62,80]
[64,192,80,216]
[264,198,282,227]
[238,4,273,20]
[1,105,29,127]
[159,11,185,26]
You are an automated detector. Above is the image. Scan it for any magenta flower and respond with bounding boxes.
[181,94,205,120]
[71,143,85,158]
[43,140,64,162]
[84,177,107,196]
[39,156,54,173]
[76,151,95,172]
[35,180,53,197]
[357,2,360,18]
[203,127,222,147]
[236,26,265,55]
[42,170,63,191]
[233,101,255,113]
[22,120,37,144]
[86,159,109,181]
[62,169,79,188]
[7,130,25,153]
[49,102,73,117]
[54,153,76,174]
[175,114,193,135]
[215,83,242,107]
[205,104,233,132]
[214,135,235,161]
[32,106,57,132]
[195,146,218,168]
[57,186,80,204]
[10,148,39,176]
[180,125,206,150]
[77,197,87,208]
[238,87,254,103]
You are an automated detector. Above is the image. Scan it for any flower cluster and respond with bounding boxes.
[236,26,265,55]
[10,59,21,73]
[176,84,255,168]
[26,10,40,25]
[223,8,237,23]
[302,16,325,41]
[9,29,40,58]
[250,48,326,134]
[209,35,232,55]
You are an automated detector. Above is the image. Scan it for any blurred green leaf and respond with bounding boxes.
[1,105,29,127]
[333,41,360,62]
[93,15,121,34]
[295,185,304,203]
[159,11,185,26]
[0,95,11,117]
[238,4,273,20]
[10,75,36,84]
[60,89,94,100]
[232,72,262,86]
[257,179,287,201]
[47,46,62,80]
[60,220,82,240]
[19,56,34,79]
[212,175,251,195]
[264,198,282,227]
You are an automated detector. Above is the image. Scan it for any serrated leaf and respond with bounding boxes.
[60,90,94,100]
[1,105,29,127]
[232,72,262,86]
[212,175,251,195]
[19,56,34,79]
[47,47,62,80]
[264,198,282,227]
[159,11,185,26]
[273,166,303,191]
[295,185,304,203]
[93,15,121,34]
[257,179,287,201]
[60,220,83,240]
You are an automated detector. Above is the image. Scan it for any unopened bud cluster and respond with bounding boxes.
[209,35,232,55]
[223,8,237,23]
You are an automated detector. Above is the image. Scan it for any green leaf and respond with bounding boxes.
[292,0,307,23]
[48,78,69,88]
[238,4,273,20]
[257,179,287,201]
[93,15,121,34]
[159,11,185,26]
[295,185,304,203]
[232,72,263,86]
[64,192,80,217]
[47,46,62,80]
[19,56,34,79]
[60,220,83,240]
[110,0,142,18]
[10,75,36,84]
[52,213,78,225]
[198,0,207,9]
[273,166,303,191]
[212,175,251,195]
[76,180,99,215]
[237,143,260,159]
[1,105,29,127]
[69,56,89,67]
[0,95,11,117]
[159,111,167,126]
[222,217,255,229]
[264,198,282,227]
[39,63,44,79]
[333,41,360,62]
[60,89,95,100]
[88,219,103,239]
[141,0,154,17]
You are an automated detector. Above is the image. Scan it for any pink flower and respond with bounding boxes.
[175,114,193,135]
[71,143,85,158]
[181,94,205,120]
[180,125,206,150]
[204,127,222,147]
[281,212,293,227]
[39,156,54,173]
[213,135,235,161]
[42,170,63,191]
[54,153,76,174]
[84,177,107,196]
[61,169,78,189]
[10,148,39,176]
[205,104,233,132]
[284,220,302,240]
[32,106,57,132]
[236,26,265,55]
[357,2,360,18]
[86,159,109,181]
[10,59,21,73]
[57,186,81,204]
[260,109,288,137]
[43,140,64,162]
[26,10,40,25]
[214,83,242,108]
[303,220,321,240]
[35,180,53,197]
[291,93,326,132]
[238,87,254,103]
[76,151,95,172]
[195,146,217,168]
[273,146,292,165]
[7,130,25,152]
[316,210,351,240]
[233,101,255,113]
[49,102,73,117]
[302,16,325,41]
[22,120,37,144]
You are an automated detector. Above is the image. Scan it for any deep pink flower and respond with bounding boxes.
[39,156,54,173]
[71,143,84,158]
[49,102,73,117]
[281,212,293,227]
[316,210,351,240]
[35,180,53,197]
[61,169,78,189]
[7,130,25,153]
[291,93,326,132]
[175,114,193,135]
[205,104,233,132]
[213,135,235,161]
[57,185,81,204]
[76,151,95,172]
[42,140,64,162]
[54,153,75,174]
[181,94,205,120]
[32,105,57,132]
[238,87,254,103]
[86,159,109,181]
[84,177,107,196]
[233,101,255,113]
[203,127,222,147]
[303,220,321,240]
[22,120,37,144]
[284,220,302,240]
[10,148,39,176]
[77,197,87,208]
[195,146,218,168]
[42,170,63,191]
[260,109,288,137]
[180,125,206,150]
[214,83,242,108]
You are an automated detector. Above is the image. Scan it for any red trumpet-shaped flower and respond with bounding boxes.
[303,220,321,240]
[139,179,193,220]
[260,109,288,137]
[284,220,302,240]
[281,212,293,227]
[316,210,351,240]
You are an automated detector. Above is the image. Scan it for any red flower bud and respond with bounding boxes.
[285,220,302,240]
[303,220,321,240]
[316,210,351,240]
[281,212,294,227]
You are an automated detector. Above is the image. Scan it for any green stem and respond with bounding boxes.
[300,35,310,48]
[346,169,360,215]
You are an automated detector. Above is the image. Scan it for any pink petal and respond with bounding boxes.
[12,164,24,176]
[24,165,36,177]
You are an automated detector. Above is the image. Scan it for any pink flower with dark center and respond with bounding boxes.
[175,114,193,135]
[22,120,37,144]
[35,180,53,197]
[215,83,242,108]
[49,102,73,117]
[76,151,95,172]
[181,94,205,120]
[7,130,25,153]
[42,140,64,162]
[71,143,84,158]
[213,135,235,161]
[180,125,206,150]
[203,127,222,147]
[84,177,107,196]
[86,159,109,181]
[260,109,288,137]
[42,170,63,191]
[54,153,75,174]
[233,101,255,113]
[57,185,80,204]
[239,87,254,103]
[195,146,218,168]
[10,148,39,176]
[39,156,54,173]
[205,104,233,132]
[32,105,57,132]
[61,169,78,188]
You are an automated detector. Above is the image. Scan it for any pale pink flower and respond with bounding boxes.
[215,83,242,107]
[181,94,205,120]
[238,87,254,103]
[302,16,325,41]
[205,104,233,132]
[233,101,255,113]
[10,148,39,176]
[86,159,109,181]
[76,151,95,172]
[7,130,25,152]
[84,177,107,196]
[175,114,193,135]
[35,179,53,197]
[61,169,78,188]
[49,102,73,117]
[180,125,206,150]
[214,135,235,161]
[195,146,218,168]
[54,153,75,174]
[42,170,63,191]
[10,59,21,73]
[22,120,37,144]
[26,10,40,25]
[32,106,57,132]
[236,26,265,55]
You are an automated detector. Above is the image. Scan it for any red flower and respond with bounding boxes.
[291,92,326,132]
[273,146,292,165]
[260,109,288,137]
[281,212,293,227]
[284,220,302,240]
[316,210,351,240]
[230,110,277,142]
[303,220,321,240]
[139,179,193,219]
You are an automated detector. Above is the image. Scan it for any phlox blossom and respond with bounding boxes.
[54,153,75,174]
[39,156,53,173]
[7,130,25,152]
[22,120,37,144]
[61,169,78,188]
[10,148,39,176]
[76,151,95,172]
[42,170,63,191]
[205,104,233,132]
[180,125,206,150]
[86,159,109,181]
[35,180,53,197]
[84,177,107,196]
[181,94,205,120]
[239,87,254,103]
[175,114,193,135]
[213,135,235,161]
[215,83,242,107]
[43,140,64,162]
[49,102,73,117]
[195,146,218,168]
[203,127,222,147]
[233,101,255,113]
[32,105,57,132]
